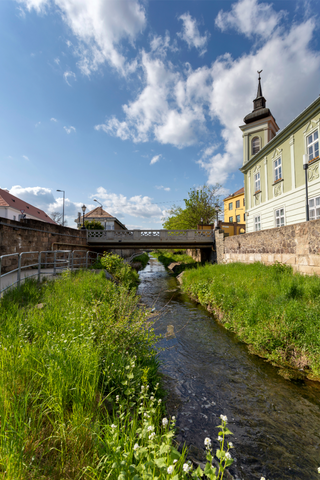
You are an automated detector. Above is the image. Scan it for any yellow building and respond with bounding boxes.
[223,187,246,224]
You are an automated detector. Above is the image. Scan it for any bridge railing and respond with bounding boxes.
[0,250,100,296]
[87,229,215,243]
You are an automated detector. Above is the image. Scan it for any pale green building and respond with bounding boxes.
[240,75,320,233]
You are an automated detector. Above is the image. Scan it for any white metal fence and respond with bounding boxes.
[0,250,100,296]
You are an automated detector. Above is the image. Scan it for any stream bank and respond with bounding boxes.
[138,256,320,480]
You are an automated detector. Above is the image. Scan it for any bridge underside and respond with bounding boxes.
[88,242,213,249]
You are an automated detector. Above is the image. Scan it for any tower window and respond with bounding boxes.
[307,131,319,162]
[252,137,260,155]
[254,172,260,192]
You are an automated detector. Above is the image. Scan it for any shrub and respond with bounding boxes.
[84,220,104,230]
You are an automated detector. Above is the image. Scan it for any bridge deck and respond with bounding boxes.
[87,229,214,248]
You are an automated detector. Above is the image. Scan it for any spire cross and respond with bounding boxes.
[257,70,263,80]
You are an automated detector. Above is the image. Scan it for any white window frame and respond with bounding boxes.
[252,136,260,155]
[307,130,319,162]
[309,195,320,220]
[254,215,261,231]
[274,157,282,182]
[254,172,260,192]
[274,207,285,227]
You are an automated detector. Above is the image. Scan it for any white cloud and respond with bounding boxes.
[35,121,41,127]
[54,57,60,65]
[64,126,76,134]
[63,70,76,86]
[178,12,209,55]
[22,155,29,161]
[155,185,170,191]
[16,0,146,76]
[215,0,285,39]
[50,117,57,122]
[91,187,164,219]
[96,50,210,148]
[150,154,161,165]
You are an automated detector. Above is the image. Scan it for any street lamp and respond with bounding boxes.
[215,203,220,228]
[56,189,65,226]
[200,217,203,230]
[94,198,103,208]
[303,155,310,221]
[81,204,86,230]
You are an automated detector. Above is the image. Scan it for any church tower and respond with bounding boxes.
[240,71,279,166]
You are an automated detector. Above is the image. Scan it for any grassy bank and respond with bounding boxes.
[0,268,195,479]
[132,252,149,269]
[181,262,320,379]
[152,250,198,275]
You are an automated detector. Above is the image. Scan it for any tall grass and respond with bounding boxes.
[0,270,191,479]
[182,262,320,376]
[152,251,198,274]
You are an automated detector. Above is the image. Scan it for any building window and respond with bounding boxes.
[243,198,245,206]
[254,216,261,231]
[307,131,319,162]
[274,157,282,181]
[254,172,260,192]
[275,208,285,227]
[229,216,233,223]
[13,215,16,221]
[236,200,240,208]
[229,203,233,210]
[309,196,320,220]
[236,214,240,223]
[252,137,260,155]
[243,213,246,221]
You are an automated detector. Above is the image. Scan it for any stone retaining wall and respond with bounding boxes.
[215,219,320,275]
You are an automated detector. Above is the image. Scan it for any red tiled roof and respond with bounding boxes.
[0,188,57,224]
[224,187,244,201]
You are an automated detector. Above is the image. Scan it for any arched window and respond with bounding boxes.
[252,136,260,155]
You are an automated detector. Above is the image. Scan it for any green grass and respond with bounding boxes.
[0,270,192,479]
[152,250,198,275]
[132,252,149,269]
[181,262,320,376]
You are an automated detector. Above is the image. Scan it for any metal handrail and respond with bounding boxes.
[0,249,101,296]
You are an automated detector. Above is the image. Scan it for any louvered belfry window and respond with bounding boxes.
[252,137,260,155]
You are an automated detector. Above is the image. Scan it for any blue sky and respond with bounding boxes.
[1,0,320,228]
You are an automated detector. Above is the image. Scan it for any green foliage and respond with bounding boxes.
[100,252,139,289]
[153,250,199,275]
[132,252,149,269]
[163,184,221,230]
[181,262,320,375]
[84,219,104,230]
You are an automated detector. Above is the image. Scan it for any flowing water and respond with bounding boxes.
[137,256,320,480]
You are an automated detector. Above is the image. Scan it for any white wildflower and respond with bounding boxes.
[171,416,176,421]
[167,465,174,474]
[183,463,191,472]
[149,432,156,440]
[318,468,320,474]
[220,414,228,422]
[147,425,154,431]
[204,437,211,447]
[173,459,178,464]
[225,452,232,460]
[218,436,223,442]
[158,399,162,403]
[116,395,119,402]
[261,478,266,480]
[133,443,139,450]
[228,442,233,448]
[150,396,154,400]
[162,417,168,426]
[111,424,116,429]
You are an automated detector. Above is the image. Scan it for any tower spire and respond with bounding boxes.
[256,70,263,98]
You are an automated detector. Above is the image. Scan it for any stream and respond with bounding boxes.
[137,256,320,480]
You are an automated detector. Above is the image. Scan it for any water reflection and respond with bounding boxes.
[138,257,320,480]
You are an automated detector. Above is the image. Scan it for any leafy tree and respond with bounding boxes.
[163,184,221,230]
[84,220,104,230]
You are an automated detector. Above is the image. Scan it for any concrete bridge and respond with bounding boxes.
[87,229,214,249]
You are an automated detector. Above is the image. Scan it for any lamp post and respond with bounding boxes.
[215,203,220,229]
[200,217,203,230]
[94,198,103,208]
[56,189,65,226]
[81,204,86,230]
[303,155,310,221]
